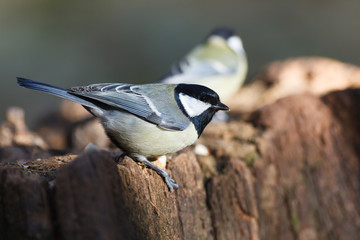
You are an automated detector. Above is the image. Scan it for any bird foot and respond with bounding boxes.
[128,153,179,193]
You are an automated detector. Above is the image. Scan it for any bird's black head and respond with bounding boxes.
[174,84,229,136]
[207,27,235,40]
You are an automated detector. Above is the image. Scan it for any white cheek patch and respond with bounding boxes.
[227,36,244,55]
[179,93,211,117]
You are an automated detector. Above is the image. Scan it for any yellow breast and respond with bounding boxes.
[101,110,198,157]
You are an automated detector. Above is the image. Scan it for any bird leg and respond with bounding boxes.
[128,153,179,193]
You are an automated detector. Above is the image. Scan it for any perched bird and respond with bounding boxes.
[17,78,229,192]
[159,27,248,102]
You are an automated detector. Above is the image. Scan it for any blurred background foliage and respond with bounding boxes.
[1,0,360,125]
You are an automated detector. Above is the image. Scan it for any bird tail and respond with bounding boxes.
[17,77,98,109]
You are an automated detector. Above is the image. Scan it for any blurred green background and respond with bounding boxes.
[1,0,360,126]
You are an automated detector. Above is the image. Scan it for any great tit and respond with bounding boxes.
[159,27,248,102]
[17,78,229,192]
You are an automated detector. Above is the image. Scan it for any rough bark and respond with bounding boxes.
[54,150,214,240]
[0,167,53,240]
[249,93,360,240]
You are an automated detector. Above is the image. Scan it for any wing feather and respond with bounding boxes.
[70,83,189,131]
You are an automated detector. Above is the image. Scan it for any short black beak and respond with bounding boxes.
[213,102,230,111]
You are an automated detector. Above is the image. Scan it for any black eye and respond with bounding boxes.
[200,95,207,101]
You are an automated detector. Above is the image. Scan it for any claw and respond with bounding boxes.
[128,153,179,192]
[164,175,179,193]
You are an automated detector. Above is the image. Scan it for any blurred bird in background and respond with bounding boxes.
[159,27,248,107]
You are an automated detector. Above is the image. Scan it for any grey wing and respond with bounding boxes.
[130,84,191,129]
[160,57,236,84]
[69,83,190,131]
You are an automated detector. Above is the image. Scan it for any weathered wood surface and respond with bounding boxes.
[249,92,360,240]
[1,58,360,240]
